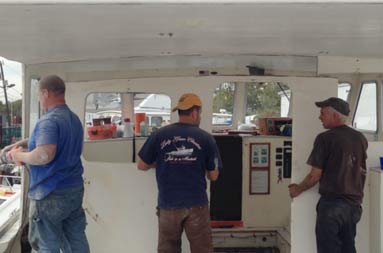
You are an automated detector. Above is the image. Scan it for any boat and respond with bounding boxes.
[0,2,383,252]
[0,171,22,252]
[166,146,194,157]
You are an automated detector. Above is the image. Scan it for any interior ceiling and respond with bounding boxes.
[1,3,383,66]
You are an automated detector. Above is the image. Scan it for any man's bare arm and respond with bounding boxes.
[10,144,56,165]
[0,138,29,156]
[288,167,322,198]
[137,158,156,171]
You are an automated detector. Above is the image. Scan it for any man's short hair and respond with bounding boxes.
[178,105,201,116]
[39,75,66,95]
[329,107,348,123]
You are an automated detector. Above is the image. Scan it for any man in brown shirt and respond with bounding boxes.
[289,97,367,253]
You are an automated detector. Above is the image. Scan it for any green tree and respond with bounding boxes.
[0,100,6,122]
[212,82,289,119]
[11,99,22,120]
[0,100,22,125]
[213,83,235,113]
[247,82,289,117]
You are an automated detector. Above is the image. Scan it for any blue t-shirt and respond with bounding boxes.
[138,123,222,209]
[28,104,84,200]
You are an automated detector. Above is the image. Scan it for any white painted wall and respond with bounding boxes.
[82,138,146,163]
[366,142,383,253]
[356,176,370,253]
[369,169,381,253]
[289,78,337,253]
[82,161,159,252]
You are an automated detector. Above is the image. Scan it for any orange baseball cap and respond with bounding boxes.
[172,93,202,112]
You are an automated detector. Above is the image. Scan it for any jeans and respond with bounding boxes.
[29,186,90,253]
[316,196,362,253]
[157,204,213,253]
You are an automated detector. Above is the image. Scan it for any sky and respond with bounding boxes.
[0,57,23,104]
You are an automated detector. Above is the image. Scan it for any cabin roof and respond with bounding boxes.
[1,1,383,71]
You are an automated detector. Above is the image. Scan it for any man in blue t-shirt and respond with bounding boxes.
[5,75,89,253]
[138,93,221,253]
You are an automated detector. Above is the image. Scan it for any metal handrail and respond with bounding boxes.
[0,175,22,179]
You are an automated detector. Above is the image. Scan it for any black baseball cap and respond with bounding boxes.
[315,97,350,116]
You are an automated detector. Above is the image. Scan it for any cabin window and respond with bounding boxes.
[338,82,351,101]
[211,82,291,133]
[212,82,235,126]
[353,82,377,131]
[245,82,290,121]
[84,92,171,141]
[243,82,291,135]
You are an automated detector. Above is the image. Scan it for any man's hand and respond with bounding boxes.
[288,183,302,198]
[207,169,219,181]
[6,144,56,166]
[1,144,15,157]
[8,146,25,166]
[0,139,28,158]
[288,167,322,198]
[137,158,156,171]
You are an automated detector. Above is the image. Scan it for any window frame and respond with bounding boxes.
[352,81,378,133]
[84,91,172,141]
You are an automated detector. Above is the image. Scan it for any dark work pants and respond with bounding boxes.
[316,196,362,253]
[157,205,213,253]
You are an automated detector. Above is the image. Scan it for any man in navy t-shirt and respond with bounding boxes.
[138,93,221,253]
[6,75,89,253]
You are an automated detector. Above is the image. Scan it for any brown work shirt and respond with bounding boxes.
[307,125,368,205]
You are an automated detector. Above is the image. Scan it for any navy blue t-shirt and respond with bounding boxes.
[138,123,222,209]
